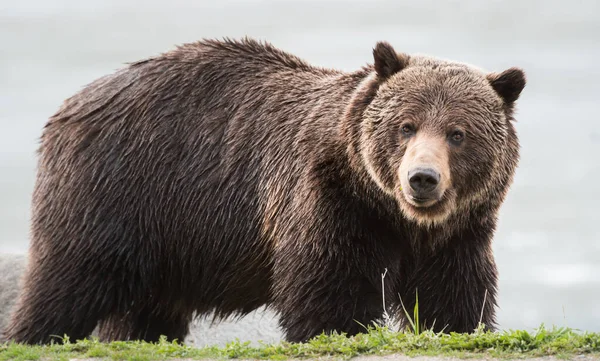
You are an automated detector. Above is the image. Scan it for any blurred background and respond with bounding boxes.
[1,0,599,345]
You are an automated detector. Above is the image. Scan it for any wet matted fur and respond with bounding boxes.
[3,38,525,344]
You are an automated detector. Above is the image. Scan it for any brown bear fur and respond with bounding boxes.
[3,38,525,344]
[0,255,27,336]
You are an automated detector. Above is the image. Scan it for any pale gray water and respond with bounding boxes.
[1,0,599,344]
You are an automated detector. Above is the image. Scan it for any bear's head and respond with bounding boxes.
[347,42,526,226]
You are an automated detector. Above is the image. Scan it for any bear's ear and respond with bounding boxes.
[487,67,526,104]
[373,41,408,79]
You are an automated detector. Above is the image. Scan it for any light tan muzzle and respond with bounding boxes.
[399,134,451,208]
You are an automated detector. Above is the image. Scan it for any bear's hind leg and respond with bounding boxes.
[3,260,108,344]
[98,306,191,343]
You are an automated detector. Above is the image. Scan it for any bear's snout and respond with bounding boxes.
[408,167,440,198]
[398,133,450,210]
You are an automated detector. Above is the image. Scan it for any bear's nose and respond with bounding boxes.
[408,168,440,194]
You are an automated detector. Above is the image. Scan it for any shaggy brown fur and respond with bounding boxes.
[3,38,525,344]
[0,255,27,336]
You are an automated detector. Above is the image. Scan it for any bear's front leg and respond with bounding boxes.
[269,187,386,342]
[272,238,384,342]
[397,220,498,333]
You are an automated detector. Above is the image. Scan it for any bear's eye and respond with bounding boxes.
[401,124,415,137]
[449,130,465,145]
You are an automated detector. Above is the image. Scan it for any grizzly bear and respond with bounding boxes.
[3,38,525,345]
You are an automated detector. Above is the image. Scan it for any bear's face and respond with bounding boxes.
[358,43,525,226]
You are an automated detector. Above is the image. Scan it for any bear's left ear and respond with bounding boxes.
[373,41,408,79]
[487,67,526,104]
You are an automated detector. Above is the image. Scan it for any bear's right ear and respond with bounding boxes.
[373,42,408,79]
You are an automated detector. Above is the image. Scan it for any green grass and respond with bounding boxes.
[1,325,599,361]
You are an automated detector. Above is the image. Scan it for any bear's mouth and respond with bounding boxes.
[397,188,456,224]
[404,187,446,209]
[409,195,439,208]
